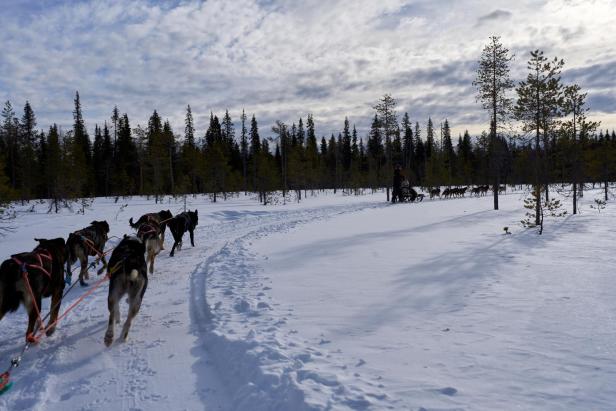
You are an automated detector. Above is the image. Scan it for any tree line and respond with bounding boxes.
[0,39,612,209]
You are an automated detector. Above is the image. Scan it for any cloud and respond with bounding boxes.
[475,9,512,27]
[0,0,615,141]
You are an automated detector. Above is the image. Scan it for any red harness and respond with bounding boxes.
[138,225,159,238]
[11,249,53,279]
[11,249,54,343]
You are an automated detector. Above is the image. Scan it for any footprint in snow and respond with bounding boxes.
[256,301,271,309]
[436,387,458,396]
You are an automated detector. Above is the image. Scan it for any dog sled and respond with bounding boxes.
[399,181,423,202]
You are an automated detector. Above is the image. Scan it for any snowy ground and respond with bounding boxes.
[1,188,616,410]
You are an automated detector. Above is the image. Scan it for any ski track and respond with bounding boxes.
[0,197,389,411]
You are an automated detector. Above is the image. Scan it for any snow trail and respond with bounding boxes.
[0,194,387,411]
[190,201,393,410]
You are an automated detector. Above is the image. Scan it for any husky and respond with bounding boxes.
[168,210,198,257]
[66,220,110,286]
[104,235,148,347]
[137,221,163,274]
[129,210,173,246]
[0,238,67,341]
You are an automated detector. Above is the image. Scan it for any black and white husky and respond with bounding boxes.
[104,235,147,347]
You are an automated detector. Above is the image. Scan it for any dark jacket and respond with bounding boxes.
[393,169,403,190]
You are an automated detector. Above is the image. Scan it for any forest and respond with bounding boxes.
[0,38,613,210]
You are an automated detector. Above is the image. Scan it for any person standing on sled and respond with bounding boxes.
[392,164,403,203]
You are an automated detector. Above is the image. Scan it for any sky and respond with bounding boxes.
[1,0,615,141]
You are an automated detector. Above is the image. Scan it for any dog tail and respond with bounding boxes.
[66,233,79,270]
[129,217,139,229]
[129,269,139,281]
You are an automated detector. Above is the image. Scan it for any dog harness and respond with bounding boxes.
[11,249,53,279]
[137,223,159,240]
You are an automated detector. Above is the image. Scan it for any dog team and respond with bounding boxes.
[0,208,199,347]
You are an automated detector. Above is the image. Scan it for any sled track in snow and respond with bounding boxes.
[189,201,396,410]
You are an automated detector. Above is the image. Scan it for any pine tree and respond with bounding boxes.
[562,84,599,211]
[374,94,398,199]
[473,36,514,210]
[515,50,565,228]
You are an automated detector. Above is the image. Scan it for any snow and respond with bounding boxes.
[1,189,616,410]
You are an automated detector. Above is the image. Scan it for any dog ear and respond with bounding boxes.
[194,209,198,215]
[34,237,46,243]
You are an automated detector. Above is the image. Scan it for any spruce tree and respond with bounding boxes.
[401,112,414,178]
[442,119,455,185]
[1,101,18,190]
[19,101,37,200]
[92,124,104,196]
[185,105,195,147]
[102,123,113,196]
[250,115,260,191]
[240,109,248,192]
[46,125,62,211]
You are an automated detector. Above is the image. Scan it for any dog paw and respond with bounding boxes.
[45,326,56,337]
[104,332,114,347]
